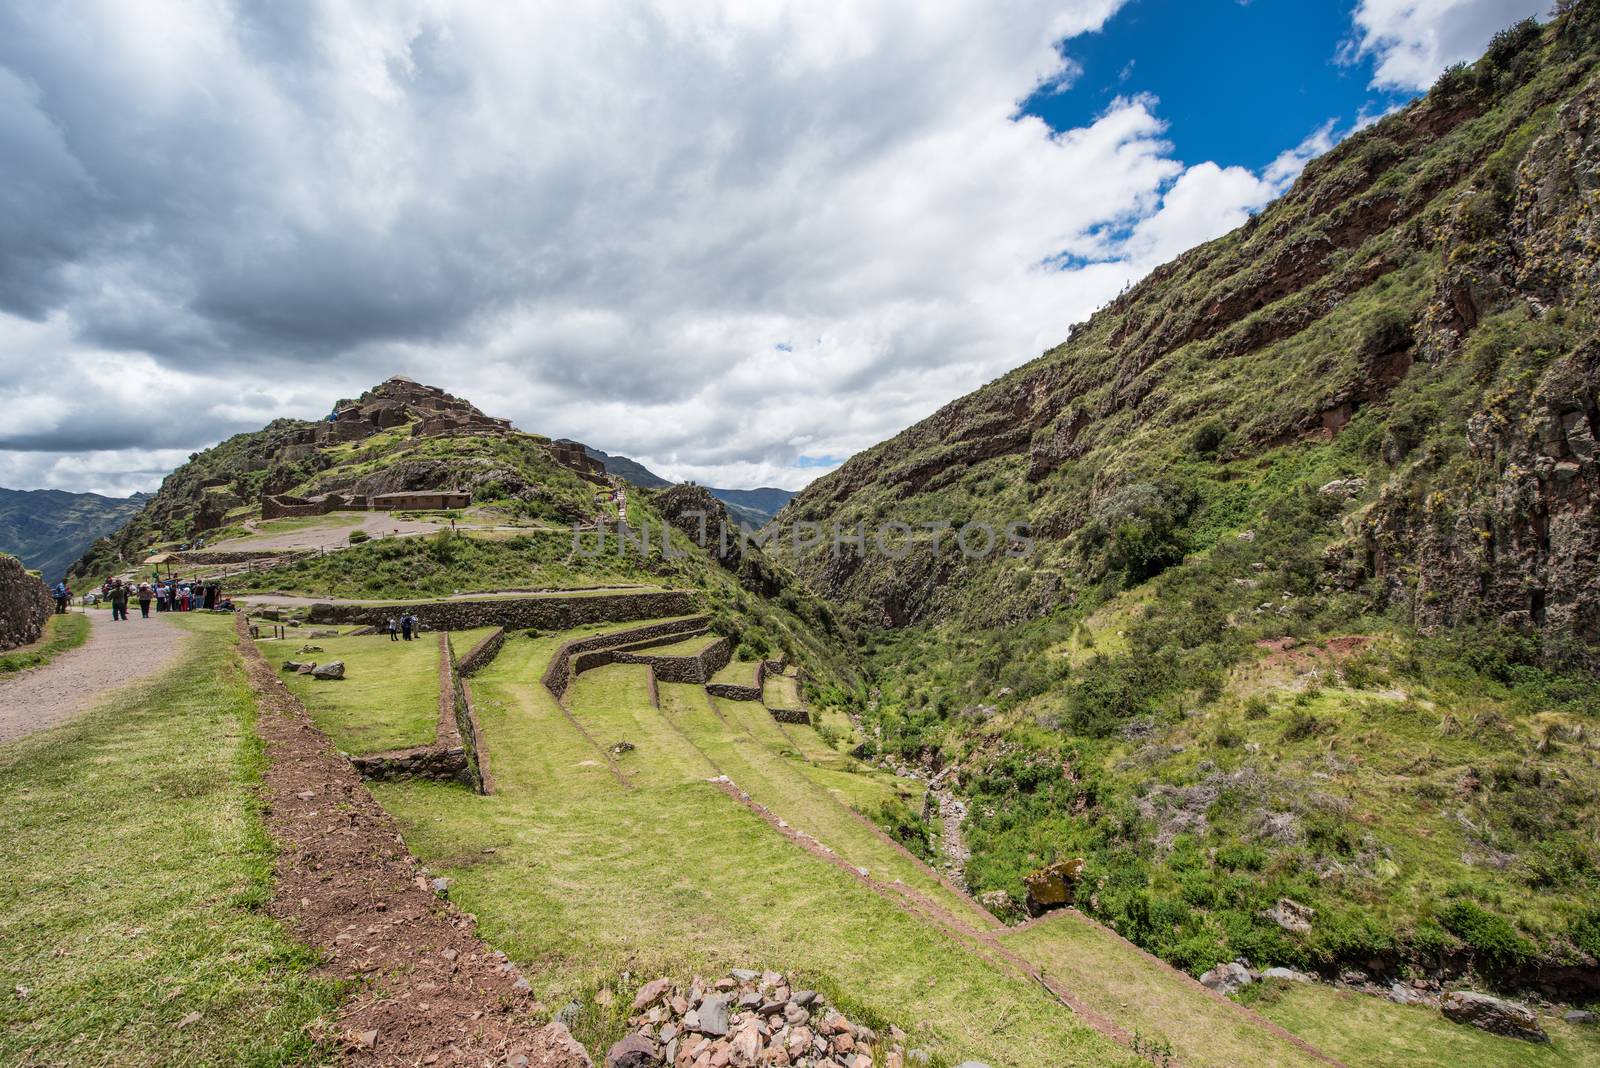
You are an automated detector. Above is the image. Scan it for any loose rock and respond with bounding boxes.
[1441,991,1548,1043]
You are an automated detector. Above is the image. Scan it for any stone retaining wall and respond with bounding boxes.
[456,627,506,677]
[308,589,696,631]
[767,706,810,724]
[707,658,767,702]
[615,634,727,684]
[541,616,708,699]
[0,555,51,652]
[346,632,492,792]
[180,549,308,565]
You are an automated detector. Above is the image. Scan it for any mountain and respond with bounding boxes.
[70,377,609,581]
[780,11,1599,655]
[774,10,1600,996]
[580,444,795,524]
[706,486,796,525]
[577,444,672,489]
[0,487,149,583]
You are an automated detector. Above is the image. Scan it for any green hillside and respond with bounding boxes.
[0,487,146,582]
[771,8,1600,1004]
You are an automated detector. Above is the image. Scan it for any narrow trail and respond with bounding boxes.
[0,610,186,744]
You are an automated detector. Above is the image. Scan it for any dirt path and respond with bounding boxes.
[234,615,589,1067]
[0,610,187,745]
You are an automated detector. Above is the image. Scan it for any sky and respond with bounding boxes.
[0,0,1549,496]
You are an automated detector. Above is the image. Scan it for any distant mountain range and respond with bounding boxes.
[577,445,794,525]
[0,487,150,582]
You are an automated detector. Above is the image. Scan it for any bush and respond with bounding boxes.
[1187,418,1229,460]
[1429,62,1474,103]
[1438,900,1532,967]
[348,529,370,544]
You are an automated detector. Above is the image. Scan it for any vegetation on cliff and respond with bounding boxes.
[779,7,1600,993]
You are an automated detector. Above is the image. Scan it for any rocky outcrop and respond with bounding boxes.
[1198,962,1254,998]
[0,555,52,652]
[1023,857,1085,915]
[1441,990,1549,1043]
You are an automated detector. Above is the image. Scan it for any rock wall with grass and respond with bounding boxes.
[0,555,52,652]
[308,590,696,630]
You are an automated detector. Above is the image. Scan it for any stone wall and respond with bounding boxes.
[541,616,708,699]
[0,555,52,652]
[707,658,766,702]
[455,627,506,677]
[308,589,697,631]
[615,635,727,683]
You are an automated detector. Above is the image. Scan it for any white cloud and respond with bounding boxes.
[0,0,1334,494]
[1346,0,1548,91]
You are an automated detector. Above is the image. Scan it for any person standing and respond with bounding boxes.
[109,581,130,622]
[178,585,190,612]
[400,613,414,641]
[137,582,153,619]
[387,616,399,641]
[52,582,69,614]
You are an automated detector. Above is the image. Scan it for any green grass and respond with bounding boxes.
[709,657,761,687]
[762,670,801,707]
[0,614,344,1065]
[1003,915,1327,1068]
[1246,979,1600,1067]
[638,633,718,656]
[0,612,89,674]
[366,632,1145,1068]
[274,626,496,753]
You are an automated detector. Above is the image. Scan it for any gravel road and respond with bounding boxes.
[0,610,187,744]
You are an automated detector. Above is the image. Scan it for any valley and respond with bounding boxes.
[4,6,1600,1068]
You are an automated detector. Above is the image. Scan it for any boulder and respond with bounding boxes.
[1564,1010,1595,1025]
[311,660,345,680]
[604,1033,657,1068]
[1260,967,1315,983]
[1199,962,1253,997]
[1023,858,1085,913]
[1263,897,1314,934]
[1441,991,1548,1043]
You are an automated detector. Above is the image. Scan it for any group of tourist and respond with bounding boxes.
[98,577,234,621]
[385,613,421,641]
[50,582,72,614]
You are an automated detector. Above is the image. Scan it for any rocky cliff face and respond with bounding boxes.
[0,554,52,652]
[776,9,1600,663]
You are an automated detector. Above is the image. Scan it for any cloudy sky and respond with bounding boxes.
[0,0,1545,496]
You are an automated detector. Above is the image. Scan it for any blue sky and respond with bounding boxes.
[1023,0,1415,171]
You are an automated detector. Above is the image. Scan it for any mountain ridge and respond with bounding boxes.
[577,443,795,524]
[0,487,150,582]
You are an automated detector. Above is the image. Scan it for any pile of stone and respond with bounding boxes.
[605,970,927,1068]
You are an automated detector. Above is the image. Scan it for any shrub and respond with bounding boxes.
[1438,900,1532,966]
[1429,62,1474,103]
[348,529,370,544]
[1187,418,1229,460]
